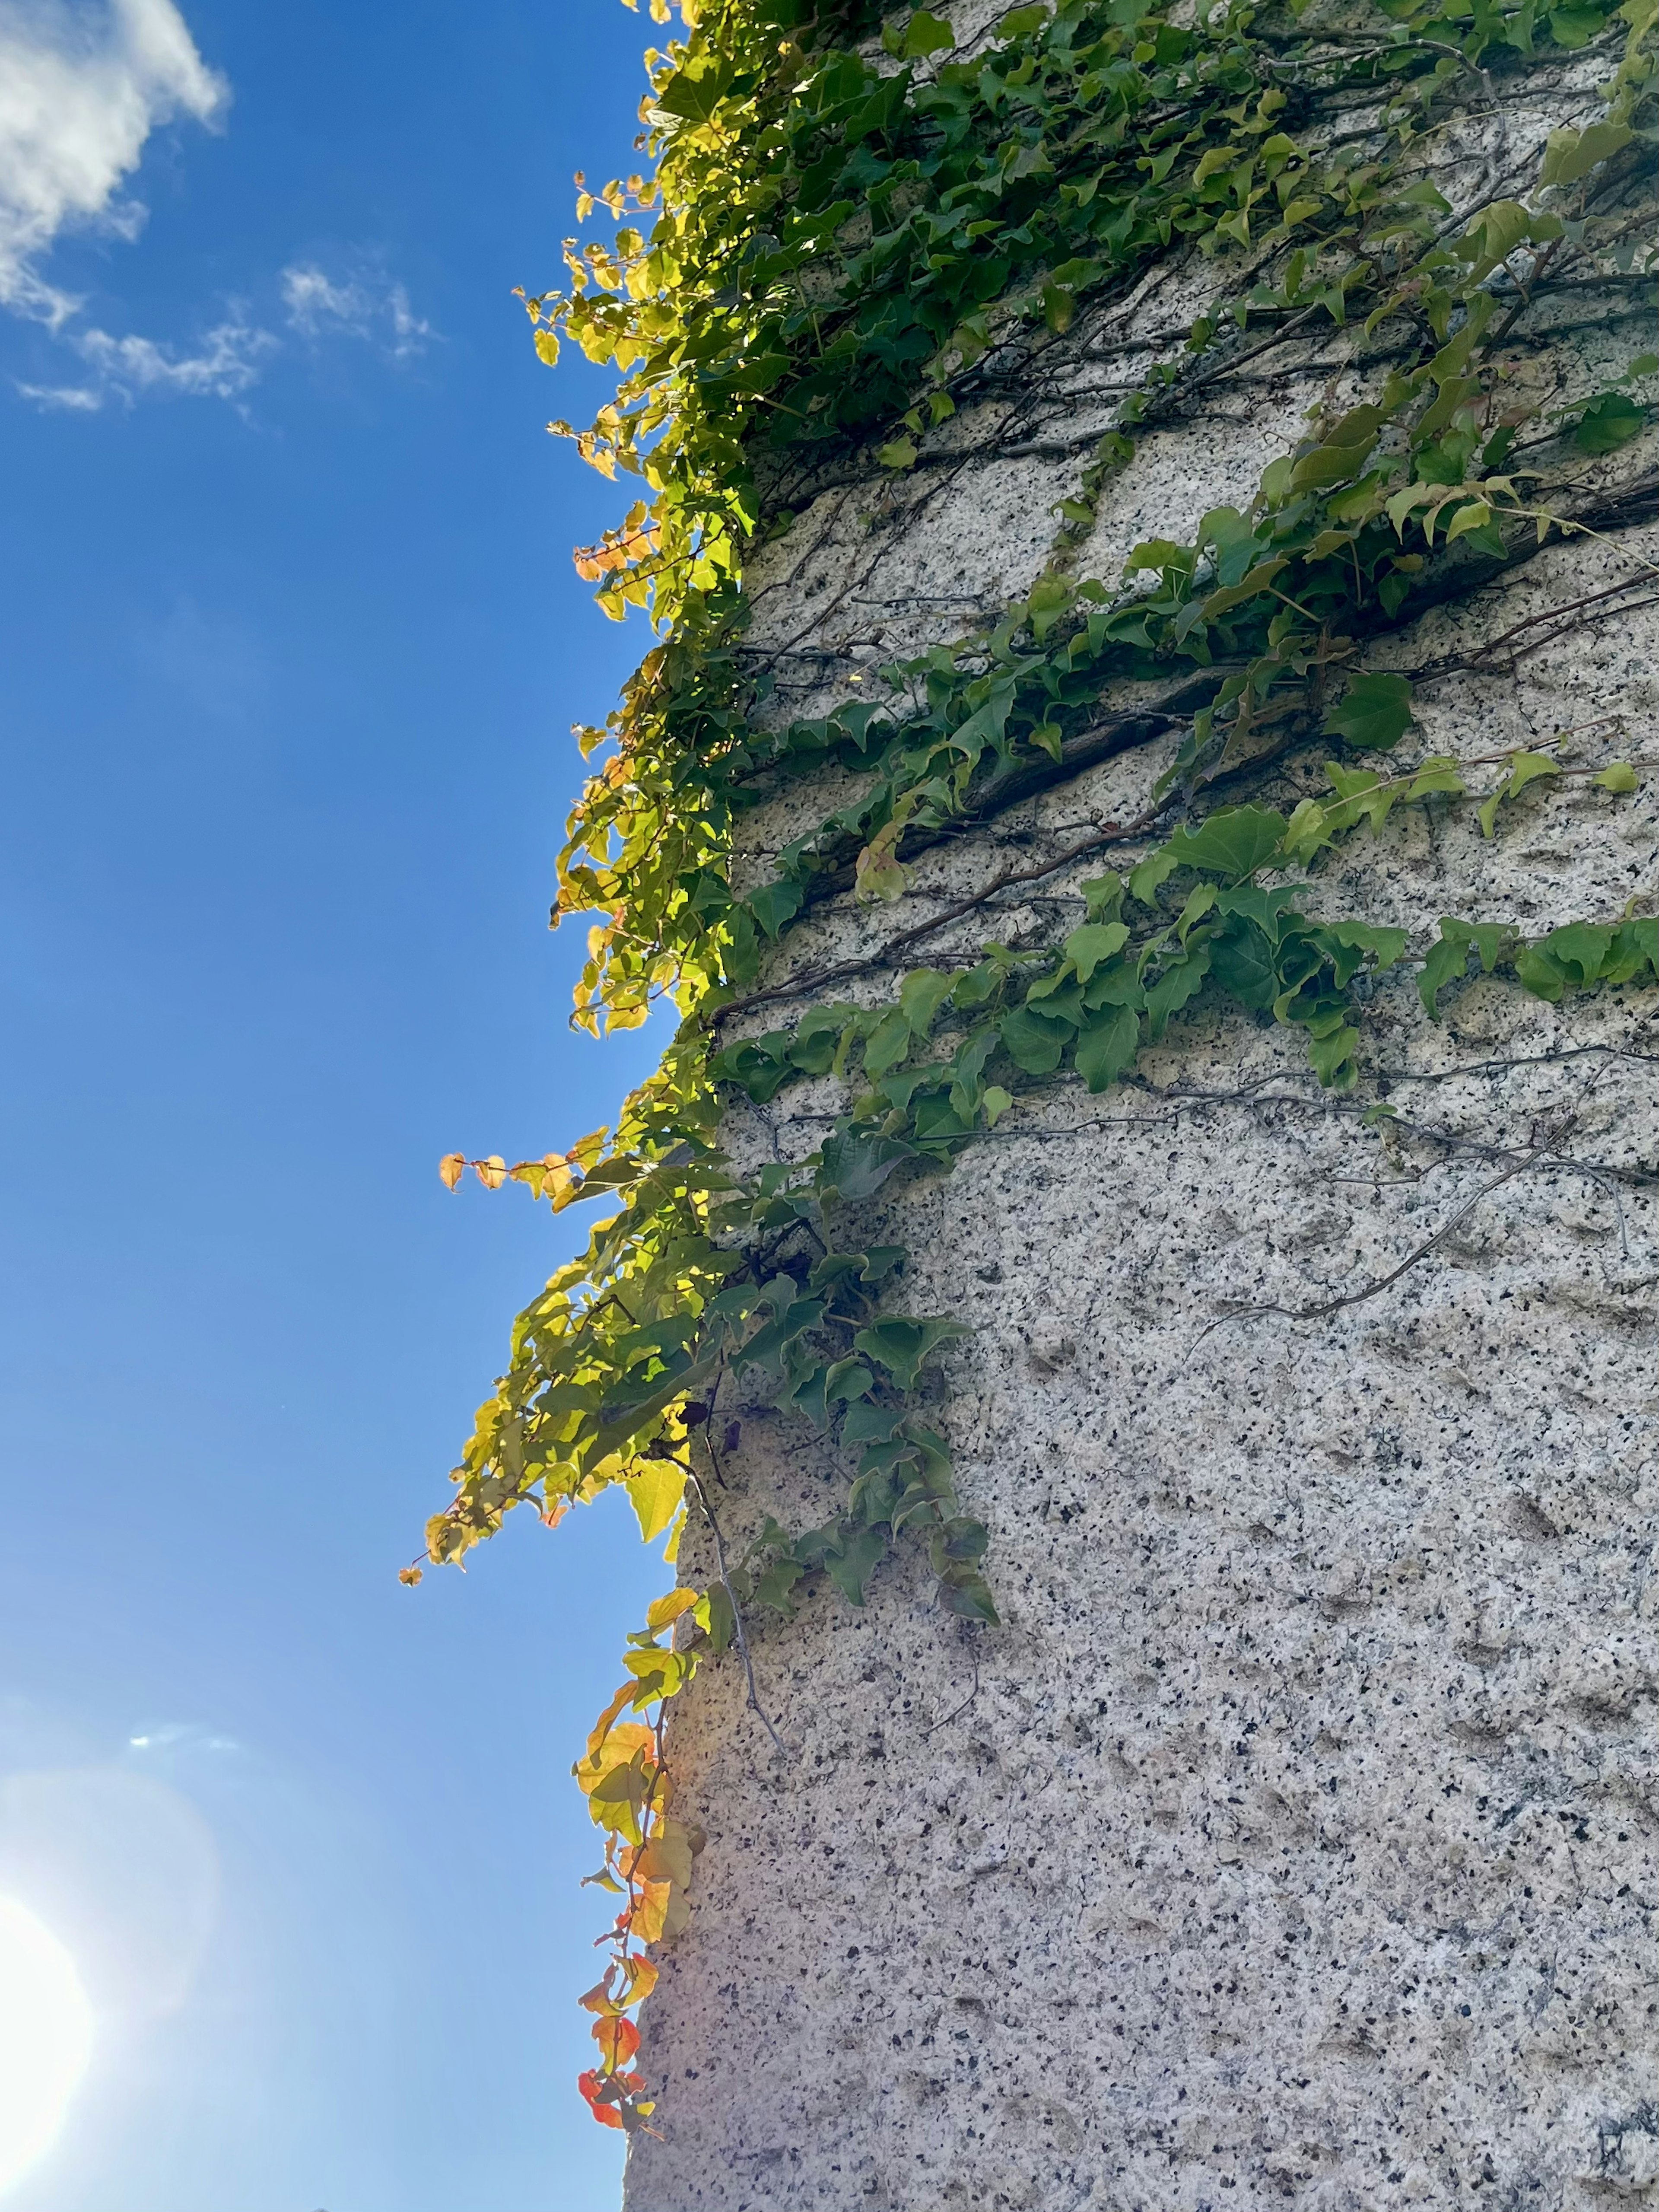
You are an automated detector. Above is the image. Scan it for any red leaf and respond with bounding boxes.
[577,2069,625,2130]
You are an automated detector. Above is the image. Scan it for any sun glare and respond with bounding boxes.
[0,1897,93,2194]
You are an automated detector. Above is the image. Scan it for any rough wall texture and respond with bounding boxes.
[623,46,1659,2212]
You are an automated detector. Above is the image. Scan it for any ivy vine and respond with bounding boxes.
[414,0,1657,2138]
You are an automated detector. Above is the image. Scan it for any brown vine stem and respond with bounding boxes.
[1405,574,1659,683]
[922,1636,981,1738]
[712,799,1167,1024]
[683,1457,791,1762]
[1184,1117,1571,1356]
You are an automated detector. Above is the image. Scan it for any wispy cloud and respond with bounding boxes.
[282,261,432,360]
[15,375,100,407]
[0,2,432,415]
[79,310,272,393]
[0,0,226,326]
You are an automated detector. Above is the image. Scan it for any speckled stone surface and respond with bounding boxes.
[621,60,1659,2208]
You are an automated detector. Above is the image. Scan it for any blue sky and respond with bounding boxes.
[0,1,676,2204]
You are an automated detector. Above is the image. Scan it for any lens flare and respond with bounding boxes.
[0,1897,93,2194]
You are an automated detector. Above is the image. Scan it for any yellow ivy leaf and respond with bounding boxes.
[628,1458,686,1542]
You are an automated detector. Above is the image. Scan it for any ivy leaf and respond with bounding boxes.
[1516,920,1615,999]
[1280,797,1332,866]
[1072,1003,1139,1092]
[938,1563,999,1623]
[1443,498,1494,544]
[820,1130,917,1201]
[747,878,806,939]
[824,1526,889,1606]
[1141,941,1211,1040]
[1306,1018,1361,1089]
[1328,920,1408,975]
[1323,763,1395,835]
[999,1004,1072,1073]
[1407,757,1467,800]
[1418,917,1514,1017]
[1575,392,1645,454]
[901,7,957,56]
[1200,555,1287,617]
[1081,872,1123,923]
[1062,920,1129,980]
[1457,199,1532,285]
[750,1553,804,1617]
[864,1006,915,1076]
[701,1581,735,1655]
[1208,917,1278,1009]
[1595,761,1639,793]
[841,1400,906,1449]
[1547,2,1608,43]
[1128,844,1182,906]
[1323,672,1416,750]
[898,968,957,1035]
[1478,751,1560,837]
[736,1296,824,1375]
[852,1316,971,1391]
[1541,119,1633,186]
[1166,805,1288,882]
[593,1359,716,1459]
[855,830,909,901]
[654,57,738,124]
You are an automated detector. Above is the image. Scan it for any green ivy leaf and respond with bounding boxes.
[654,57,739,124]
[1208,917,1279,1009]
[1063,921,1130,980]
[938,1563,999,1623]
[1306,1018,1361,1088]
[901,7,957,57]
[1595,761,1639,793]
[1128,844,1182,906]
[1541,119,1632,186]
[1547,2,1608,44]
[1478,751,1560,837]
[898,968,957,1035]
[820,1130,917,1201]
[1323,672,1416,750]
[852,1316,971,1391]
[1166,805,1289,882]
[1575,392,1646,454]
[824,1526,890,1606]
[747,878,806,939]
[999,1004,1072,1073]
[1072,1003,1140,1092]
[1418,917,1514,1017]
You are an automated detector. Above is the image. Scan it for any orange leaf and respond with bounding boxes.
[474,1155,507,1191]
[628,1878,673,1945]
[438,1152,465,1190]
[577,2069,625,2129]
[592,2014,641,2069]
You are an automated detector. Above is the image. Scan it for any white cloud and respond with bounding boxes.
[14,375,99,406]
[77,309,270,395]
[0,0,227,325]
[0,5,430,416]
[14,308,272,407]
[282,260,432,359]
